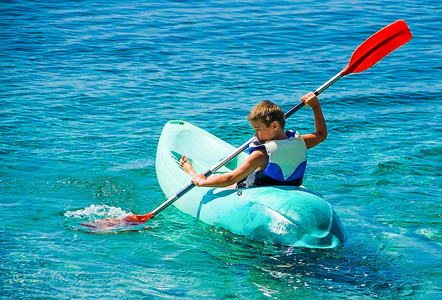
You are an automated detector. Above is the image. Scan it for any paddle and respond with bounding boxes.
[82,20,412,230]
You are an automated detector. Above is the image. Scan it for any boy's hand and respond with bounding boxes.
[191,173,207,186]
[301,92,320,109]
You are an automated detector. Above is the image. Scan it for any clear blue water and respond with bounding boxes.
[1,0,441,298]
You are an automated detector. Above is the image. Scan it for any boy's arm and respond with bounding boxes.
[300,92,328,149]
[191,149,267,187]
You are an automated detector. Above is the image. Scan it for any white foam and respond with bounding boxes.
[65,204,130,220]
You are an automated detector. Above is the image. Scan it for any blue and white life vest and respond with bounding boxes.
[240,130,306,187]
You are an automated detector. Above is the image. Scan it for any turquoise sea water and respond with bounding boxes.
[1,0,441,298]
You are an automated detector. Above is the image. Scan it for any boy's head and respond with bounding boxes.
[247,100,285,129]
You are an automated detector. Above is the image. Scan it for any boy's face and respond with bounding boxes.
[250,120,278,142]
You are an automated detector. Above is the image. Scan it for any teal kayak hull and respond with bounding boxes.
[156,121,346,248]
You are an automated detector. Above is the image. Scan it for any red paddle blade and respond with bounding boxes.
[81,212,155,230]
[341,20,412,76]
[124,212,155,223]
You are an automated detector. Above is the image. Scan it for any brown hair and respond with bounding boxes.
[247,100,285,128]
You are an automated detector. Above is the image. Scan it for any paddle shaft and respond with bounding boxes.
[285,73,343,118]
[146,20,412,219]
[149,72,343,217]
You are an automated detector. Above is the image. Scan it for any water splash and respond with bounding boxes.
[64,204,153,233]
[65,204,130,221]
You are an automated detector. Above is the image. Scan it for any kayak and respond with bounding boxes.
[155,120,346,248]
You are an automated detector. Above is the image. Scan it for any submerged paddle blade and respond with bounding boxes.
[81,212,155,230]
[124,212,155,223]
[341,20,412,76]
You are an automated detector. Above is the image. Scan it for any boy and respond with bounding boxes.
[179,91,326,188]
